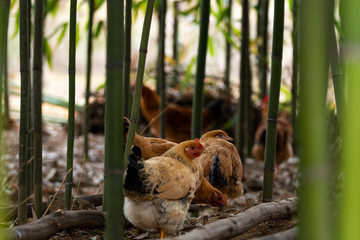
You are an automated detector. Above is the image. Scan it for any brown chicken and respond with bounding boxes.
[140,85,223,143]
[124,118,228,207]
[124,140,205,238]
[198,130,244,200]
[251,96,293,167]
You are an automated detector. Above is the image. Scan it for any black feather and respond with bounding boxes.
[124,146,147,193]
[210,153,228,186]
[259,128,266,145]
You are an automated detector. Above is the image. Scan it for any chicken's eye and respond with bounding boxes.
[191,147,195,150]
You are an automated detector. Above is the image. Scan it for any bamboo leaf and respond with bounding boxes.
[43,38,52,68]
[94,20,104,38]
[57,23,68,46]
[221,28,240,50]
[182,56,196,92]
[45,0,60,16]
[208,36,215,56]
[94,0,105,11]
[76,23,80,46]
[11,9,20,39]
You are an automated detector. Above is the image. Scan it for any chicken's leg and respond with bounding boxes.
[160,228,165,239]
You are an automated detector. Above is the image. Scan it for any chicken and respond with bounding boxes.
[124,118,227,207]
[123,140,205,238]
[198,130,244,200]
[251,96,293,167]
[125,118,242,201]
[140,85,223,143]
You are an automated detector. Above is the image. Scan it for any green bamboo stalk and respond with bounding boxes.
[158,0,166,138]
[0,0,7,229]
[237,0,251,160]
[298,0,333,239]
[65,0,77,210]
[83,0,94,161]
[338,0,360,239]
[0,0,9,149]
[26,0,33,202]
[32,0,44,219]
[257,0,269,101]
[18,0,30,223]
[329,25,344,129]
[124,0,132,117]
[261,0,285,202]
[191,0,210,139]
[2,0,11,130]
[224,0,232,93]
[124,0,155,160]
[104,0,125,238]
[291,0,298,155]
[171,0,179,87]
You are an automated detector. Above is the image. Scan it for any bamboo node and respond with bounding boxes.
[68,69,76,74]
[130,118,138,124]
[271,54,282,60]
[20,69,30,73]
[263,167,275,172]
[106,63,124,70]
[266,117,278,122]
[104,169,124,176]
[139,48,148,53]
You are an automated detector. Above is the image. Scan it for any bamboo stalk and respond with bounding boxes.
[338,0,360,239]
[158,0,167,138]
[191,0,210,139]
[290,0,298,155]
[224,0,232,93]
[65,0,77,210]
[32,0,45,219]
[171,1,179,87]
[261,0,285,202]
[329,25,344,129]
[123,0,156,159]
[237,0,251,159]
[104,0,125,238]
[18,0,31,223]
[257,0,269,101]
[2,0,11,130]
[26,0,33,204]
[124,0,132,117]
[298,0,333,239]
[83,0,94,161]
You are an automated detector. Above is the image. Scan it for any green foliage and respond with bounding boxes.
[94,0,105,11]
[43,38,52,68]
[181,56,196,91]
[45,0,60,16]
[94,20,104,38]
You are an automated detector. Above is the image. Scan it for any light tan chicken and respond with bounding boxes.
[198,130,244,200]
[124,119,227,207]
[123,139,205,238]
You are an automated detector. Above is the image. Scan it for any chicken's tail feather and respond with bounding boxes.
[210,153,228,186]
[124,146,147,193]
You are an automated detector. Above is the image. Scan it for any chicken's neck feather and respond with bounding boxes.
[162,151,197,173]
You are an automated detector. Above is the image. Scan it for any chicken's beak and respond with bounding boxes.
[225,136,234,142]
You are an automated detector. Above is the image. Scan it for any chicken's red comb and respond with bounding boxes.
[195,138,199,142]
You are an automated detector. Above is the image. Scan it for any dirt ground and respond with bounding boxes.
[2,118,298,239]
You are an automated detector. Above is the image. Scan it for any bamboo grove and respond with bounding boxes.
[0,0,358,239]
